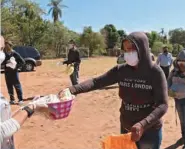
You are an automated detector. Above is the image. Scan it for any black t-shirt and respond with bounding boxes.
[63,48,81,65]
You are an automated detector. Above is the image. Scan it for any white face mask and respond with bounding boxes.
[0,51,5,65]
[124,51,139,66]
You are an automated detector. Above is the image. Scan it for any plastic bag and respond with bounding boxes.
[101,133,137,149]
[59,88,75,101]
[65,64,74,75]
[6,57,17,69]
[29,94,60,107]
[56,62,74,75]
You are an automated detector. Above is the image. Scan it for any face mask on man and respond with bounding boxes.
[124,51,139,66]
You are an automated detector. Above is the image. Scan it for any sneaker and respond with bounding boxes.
[18,101,24,105]
[9,100,15,105]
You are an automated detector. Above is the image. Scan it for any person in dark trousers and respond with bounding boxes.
[3,41,25,105]
[59,32,168,149]
[168,49,185,148]
[156,46,173,79]
[63,40,81,85]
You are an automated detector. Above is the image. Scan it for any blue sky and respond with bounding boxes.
[36,0,185,34]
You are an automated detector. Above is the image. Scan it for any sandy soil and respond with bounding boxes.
[0,57,182,149]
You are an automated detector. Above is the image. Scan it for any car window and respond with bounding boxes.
[13,46,27,58]
[26,47,39,57]
[13,46,39,58]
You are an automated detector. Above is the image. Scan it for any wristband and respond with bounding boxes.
[22,106,34,118]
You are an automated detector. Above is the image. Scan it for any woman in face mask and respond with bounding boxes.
[168,50,185,148]
[3,40,25,105]
[58,32,168,149]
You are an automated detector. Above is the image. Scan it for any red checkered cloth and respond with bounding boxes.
[47,99,74,120]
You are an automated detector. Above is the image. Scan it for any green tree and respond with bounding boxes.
[157,28,168,44]
[1,0,46,45]
[101,24,119,49]
[152,41,173,55]
[159,28,164,36]
[116,29,126,48]
[48,0,67,23]
[169,28,185,48]
[44,22,71,58]
[1,0,80,58]
[146,31,158,48]
[20,2,45,45]
[80,26,105,56]
[172,44,184,56]
[117,30,126,39]
[152,41,164,55]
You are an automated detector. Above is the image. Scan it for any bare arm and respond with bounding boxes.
[12,105,34,125]
[0,105,34,141]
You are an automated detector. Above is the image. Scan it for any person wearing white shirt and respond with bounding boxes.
[156,46,173,78]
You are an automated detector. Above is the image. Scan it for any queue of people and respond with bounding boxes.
[1,32,185,149]
[168,49,185,147]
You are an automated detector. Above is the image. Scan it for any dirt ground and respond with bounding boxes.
[0,57,183,149]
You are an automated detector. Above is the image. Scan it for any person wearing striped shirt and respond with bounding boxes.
[0,35,46,149]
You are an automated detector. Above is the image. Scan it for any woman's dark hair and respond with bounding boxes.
[5,40,13,47]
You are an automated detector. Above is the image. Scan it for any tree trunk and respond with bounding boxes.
[89,47,93,57]
[28,19,31,45]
